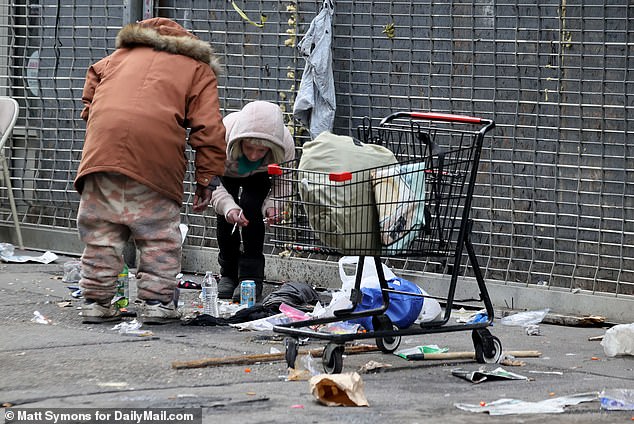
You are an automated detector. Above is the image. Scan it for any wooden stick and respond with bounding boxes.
[172,344,379,369]
[172,345,541,369]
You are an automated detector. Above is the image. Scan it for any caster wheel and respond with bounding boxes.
[285,337,299,369]
[373,314,401,353]
[322,343,344,374]
[376,324,401,353]
[472,329,502,364]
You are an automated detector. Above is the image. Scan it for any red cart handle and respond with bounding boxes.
[380,111,492,126]
[268,164,283,175]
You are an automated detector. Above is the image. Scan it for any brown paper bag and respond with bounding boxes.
[309,372,370,407]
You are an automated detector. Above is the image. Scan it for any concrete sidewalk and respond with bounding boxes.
[1,252,633,424]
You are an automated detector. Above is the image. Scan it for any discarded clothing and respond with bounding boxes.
[182,304,277,326]
[292,0,335,139]
[262,281,321,312]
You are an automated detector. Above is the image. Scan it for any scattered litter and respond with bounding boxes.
[56,301,72,308]
[279,302,310,322]
[62,259,82,283]
[230,313,290,331]
[528,370,563,375]
[287,354,318,381]
[499,355,526,367]
[318,321,361,334]
[466,310,489,324]
[31,311,52,325]
[309,372,370,407]
[96,382,129,389]
[290,404,304,409]
[455,308,488,324]
[599,389,634,411]
[111,319,154,337]
[525,324,541,336]
[395,345,448,360]
[452,367,529,384]
[167,394,198,399]
[455,392,598,415]
[600,322,634,357]
[270,347,281,354]
[501,308,549,327]
[358,360,392,374]
[0,246,58,264]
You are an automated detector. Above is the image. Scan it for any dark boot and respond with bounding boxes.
[218,255,238,299]
[218,276,238,299]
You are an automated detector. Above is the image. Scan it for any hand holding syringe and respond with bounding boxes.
[263,208,288,225]
[228,209,248,234]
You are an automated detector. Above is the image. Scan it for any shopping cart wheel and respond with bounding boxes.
[472,328,502,364]
[322,342,344,374]
[376,324,401,353]
[373,315,402,353]
[284,337,299,369]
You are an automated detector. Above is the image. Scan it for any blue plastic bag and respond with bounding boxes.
[350,277,424,331]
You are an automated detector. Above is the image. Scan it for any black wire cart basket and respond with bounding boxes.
[267,111,497,374]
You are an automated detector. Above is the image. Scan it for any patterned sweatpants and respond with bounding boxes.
[77,172,181,304]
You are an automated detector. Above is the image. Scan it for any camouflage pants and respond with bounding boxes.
[77,172,181,304]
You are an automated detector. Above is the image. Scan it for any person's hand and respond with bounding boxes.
[226,208,249,227]
[192,183,213,212]
[264,207,285,225]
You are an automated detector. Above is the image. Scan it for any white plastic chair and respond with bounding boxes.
[0,96,23,248]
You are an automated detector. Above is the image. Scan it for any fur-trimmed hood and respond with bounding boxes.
[116,17,222,75]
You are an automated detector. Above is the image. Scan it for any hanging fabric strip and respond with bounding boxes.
[230,1,268,28]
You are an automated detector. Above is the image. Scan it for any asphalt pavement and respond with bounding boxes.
[1,250,633,424]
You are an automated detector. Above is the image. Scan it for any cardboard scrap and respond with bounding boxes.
[309,372,369,407]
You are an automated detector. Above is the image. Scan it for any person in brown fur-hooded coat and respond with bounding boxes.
[75,18,226,325]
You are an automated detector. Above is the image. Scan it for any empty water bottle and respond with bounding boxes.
[202,272,219,317]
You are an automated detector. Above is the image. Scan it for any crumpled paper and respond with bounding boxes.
[309,372,369,407]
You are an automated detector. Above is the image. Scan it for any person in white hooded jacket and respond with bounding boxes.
[211,101,295,302]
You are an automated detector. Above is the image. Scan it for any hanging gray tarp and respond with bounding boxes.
[293,0,336,140]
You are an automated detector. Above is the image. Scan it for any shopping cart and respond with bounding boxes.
[267,111,498,373]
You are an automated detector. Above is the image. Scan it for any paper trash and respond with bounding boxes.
[309,372,369,407]
[455,392,598,415]
[452,367,529,384]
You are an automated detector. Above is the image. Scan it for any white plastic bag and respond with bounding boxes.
[338,256,397,291]
[500,308,549,327]
[601,323,634,357]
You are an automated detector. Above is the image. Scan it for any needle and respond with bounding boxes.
[232,210,243,235]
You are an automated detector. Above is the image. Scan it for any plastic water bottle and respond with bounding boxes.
[202,272,219,317]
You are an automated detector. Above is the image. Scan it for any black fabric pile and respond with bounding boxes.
[182,281,320,327]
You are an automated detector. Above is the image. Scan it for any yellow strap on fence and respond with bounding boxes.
[230,1,267,28]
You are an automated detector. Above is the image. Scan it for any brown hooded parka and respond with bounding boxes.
[75,18,226,204]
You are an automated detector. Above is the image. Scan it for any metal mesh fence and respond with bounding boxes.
[0,0,632,297]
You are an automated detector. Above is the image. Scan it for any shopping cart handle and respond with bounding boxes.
[268,164,283,175]
[380,111,490,125]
